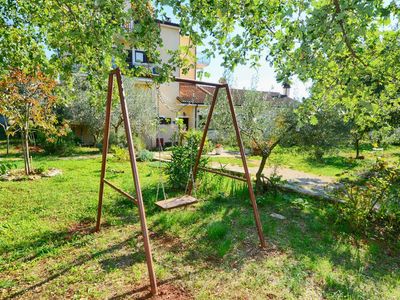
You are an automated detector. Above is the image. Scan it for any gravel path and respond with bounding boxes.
[209,161,339,200]
[159,150,339,201]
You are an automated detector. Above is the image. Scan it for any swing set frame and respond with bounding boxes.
[95,68,266,296]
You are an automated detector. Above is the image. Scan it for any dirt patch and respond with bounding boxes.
[151,283,192,300]
[66,220,95,239]
[148,232,183,252]
[0,168,62,181]
[112,283,193,300]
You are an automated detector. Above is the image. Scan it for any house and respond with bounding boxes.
[71,18,293,148]
[128,20,209,148]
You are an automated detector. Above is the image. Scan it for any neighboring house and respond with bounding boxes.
[71,18,293,148]
[128,20,208,148]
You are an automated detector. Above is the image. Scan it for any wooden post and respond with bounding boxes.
[115,69,158,295]
[187,86,220,195]
[225,86,267,248]
[96,72,114,232]
[96,69,158,295]
[187,82,267,248]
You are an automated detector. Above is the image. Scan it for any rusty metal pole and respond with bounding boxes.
[225,85,267,248]
[187,86,220,195]
[115,69,158,295]
[96,72,114,232]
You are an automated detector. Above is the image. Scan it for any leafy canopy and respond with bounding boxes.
[0,1,188,82]
[159,0,399,128]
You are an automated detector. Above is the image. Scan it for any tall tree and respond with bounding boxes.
[0,69,64,174]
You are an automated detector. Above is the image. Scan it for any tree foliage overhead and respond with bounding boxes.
[159,0,399,128]
[0,0,187,82]
[1,0,399,130]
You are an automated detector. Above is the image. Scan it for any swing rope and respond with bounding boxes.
[155,84,198,204]
[155,85,168,202]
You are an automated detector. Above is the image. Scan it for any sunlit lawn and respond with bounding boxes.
[209,145,400,179]
[0,145,399,299]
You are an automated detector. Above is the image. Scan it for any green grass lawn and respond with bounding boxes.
[210,145,400,179]
[0,149,399,299]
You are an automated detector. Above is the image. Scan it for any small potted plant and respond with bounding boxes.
[215,143,223,155]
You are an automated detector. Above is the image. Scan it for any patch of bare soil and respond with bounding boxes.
[0,168,62,181]
[110,282,193,300]
[148,232,182,252]
[65,220,96,240]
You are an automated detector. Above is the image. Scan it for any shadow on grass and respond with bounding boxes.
[4,237,140,299]
[305,155,360,171]
[109,275,194,300]
[1,218,101,267]
[103,175,400,299]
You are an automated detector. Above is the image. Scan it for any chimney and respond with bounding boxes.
[282,82,291,97]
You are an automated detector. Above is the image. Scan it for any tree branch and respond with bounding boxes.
[332,0,367,67]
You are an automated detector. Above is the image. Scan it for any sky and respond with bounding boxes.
[198,49,310,100]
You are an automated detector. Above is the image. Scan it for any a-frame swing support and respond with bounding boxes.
[181,79,267,249]
[96,69,267,296]
[96,68,158,295]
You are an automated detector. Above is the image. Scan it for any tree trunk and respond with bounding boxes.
[22,104,32,175]
[255,151,270,193]
[114,125,119,145]
[22,130,32,175]
[355,137,361,159]
[6,135,9,156]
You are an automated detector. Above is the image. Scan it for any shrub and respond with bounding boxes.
[110,145,129,161]
[137,149,153,162]
[336,159,400,240]
[37,131,79,155]
[0,161,16,175]
[166,130,209,190]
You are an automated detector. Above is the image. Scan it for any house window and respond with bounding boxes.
[126,50,133,67]
[135,50,147,63]
[159,117,171,125]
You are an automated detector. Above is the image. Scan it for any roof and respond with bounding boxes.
[159,20,180,28]
[177,84,294,105]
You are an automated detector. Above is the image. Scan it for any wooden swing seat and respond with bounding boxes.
[155,195,198,210]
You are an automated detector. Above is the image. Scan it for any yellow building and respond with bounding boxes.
[128,20,209,148]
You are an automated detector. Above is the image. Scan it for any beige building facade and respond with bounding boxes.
[129,20,208,148]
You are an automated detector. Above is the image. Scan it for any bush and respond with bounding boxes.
[36,131,79,155]
[0,161,16,175]
[110,145,129,161]
[166,130,209,190]
[336,159,400,240]
[137,149,153,162]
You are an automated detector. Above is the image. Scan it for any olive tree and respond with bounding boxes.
[211,89,297,192]
[295,99,351,160]
[111,78,157,146]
